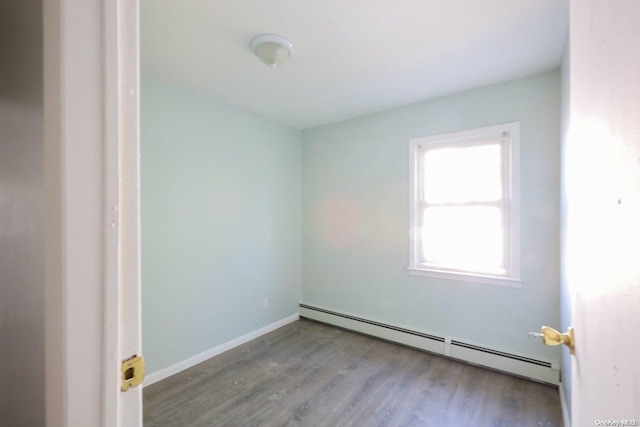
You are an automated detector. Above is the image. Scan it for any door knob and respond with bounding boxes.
[528,326,575,354]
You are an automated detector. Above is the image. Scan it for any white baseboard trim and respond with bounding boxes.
[144,313,299,387]
[559,381,571,427]
[299,303,559,385]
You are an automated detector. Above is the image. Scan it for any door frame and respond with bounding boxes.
[44,0,141,425]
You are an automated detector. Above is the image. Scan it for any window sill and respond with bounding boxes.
[407,267,521,288]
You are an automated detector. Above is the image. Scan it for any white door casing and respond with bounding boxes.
[105,0,143,425]
[44,0,142,426]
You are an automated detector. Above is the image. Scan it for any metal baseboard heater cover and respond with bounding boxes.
[298,303,559,385]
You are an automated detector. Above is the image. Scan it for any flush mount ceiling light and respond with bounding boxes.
[250,34,295,69]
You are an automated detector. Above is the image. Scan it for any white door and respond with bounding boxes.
[565,0,640,425]
[44,0,143,425]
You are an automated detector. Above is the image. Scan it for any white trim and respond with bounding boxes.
[45,0,112,424]
[102,1,121,425]
[115,1,142,426]
[44,1,140,425]
[144,314,300,387]
[103,0,141,426]
[408,122,521,287]
[407,267,521,287]
[559,381,571,427]
[299,304,558,385]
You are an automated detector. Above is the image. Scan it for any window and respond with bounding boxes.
[408,123,520,286]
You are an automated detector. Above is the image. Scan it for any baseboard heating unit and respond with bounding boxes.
[298,303,559,385]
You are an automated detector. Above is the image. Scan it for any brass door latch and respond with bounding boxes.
[121,355,145,391]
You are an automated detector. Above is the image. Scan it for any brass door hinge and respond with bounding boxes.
[121,355,145,392]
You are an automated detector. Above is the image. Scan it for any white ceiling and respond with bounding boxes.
[141,0,568,129]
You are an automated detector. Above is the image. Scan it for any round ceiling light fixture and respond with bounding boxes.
[250,34,295,69]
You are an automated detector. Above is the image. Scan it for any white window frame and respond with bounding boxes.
[408,122,521,287]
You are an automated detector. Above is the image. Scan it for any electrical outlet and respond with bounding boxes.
[263,297,269,308]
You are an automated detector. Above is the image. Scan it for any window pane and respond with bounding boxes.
[421,206,504,274]
[423,143,502,204]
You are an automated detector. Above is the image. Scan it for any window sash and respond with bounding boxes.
[417,139,511,276]
[419,204,508,275]
[420,142,504,204]
[408,123,520,286]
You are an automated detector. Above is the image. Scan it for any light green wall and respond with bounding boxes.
[301,71,561,363]
[142,75,301,374]
[142,70,562,374]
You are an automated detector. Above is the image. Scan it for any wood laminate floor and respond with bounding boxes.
[144,319,562,427]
